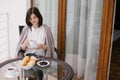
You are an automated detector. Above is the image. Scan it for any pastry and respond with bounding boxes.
[22,56,30,62]
[27,56,37,66]
[20,56,37,66]
[20,61,27,66]
[20,56,30,66]
[30,56,37,61]
[27,61,36,66]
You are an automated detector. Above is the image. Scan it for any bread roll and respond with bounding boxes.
[20,56,37,66]
[27,56,37,66]
[23,56,30,62]
[20,61,27,66]
[30,56,37,61]
[27,61,35,66]
[20,56,30,66]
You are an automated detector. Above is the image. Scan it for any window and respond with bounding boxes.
[0,13,9,62]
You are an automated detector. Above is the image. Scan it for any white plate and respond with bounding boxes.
[4,71,19,78]
[37,60,50,67]
[18,61,34,70]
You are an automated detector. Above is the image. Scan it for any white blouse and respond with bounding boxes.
[25,25,46,56]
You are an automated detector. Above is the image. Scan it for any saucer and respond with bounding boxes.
[4,71,19,78]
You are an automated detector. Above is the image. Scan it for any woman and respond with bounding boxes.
[16,7,56,58]
[16,7,56,80]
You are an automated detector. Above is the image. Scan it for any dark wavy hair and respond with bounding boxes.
[26,7,43,28]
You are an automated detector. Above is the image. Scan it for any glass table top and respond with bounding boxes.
[0,56,74,80]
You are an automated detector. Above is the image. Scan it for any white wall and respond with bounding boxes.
[0,0,30,58]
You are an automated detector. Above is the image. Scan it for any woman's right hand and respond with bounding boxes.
[21,39,29,50]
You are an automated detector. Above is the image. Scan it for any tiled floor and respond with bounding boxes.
[73,74,84,80]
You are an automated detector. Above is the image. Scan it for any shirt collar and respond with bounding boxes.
[31,26,38,31]
[31,25,42,31]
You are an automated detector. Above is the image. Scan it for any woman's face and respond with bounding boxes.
[29,13,39,27]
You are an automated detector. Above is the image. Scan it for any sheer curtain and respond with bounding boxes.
[65,0,103,80]
[33,0,58,47]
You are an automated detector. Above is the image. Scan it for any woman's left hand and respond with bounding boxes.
[35,44,47,50]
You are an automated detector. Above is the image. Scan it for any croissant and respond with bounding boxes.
[20,56,30,66]
[20,61,27,66]
[20,56,37,66]
[27,61,36,66]
[27,56,37,66]
[23,56,30,62]
[30,56,37,61]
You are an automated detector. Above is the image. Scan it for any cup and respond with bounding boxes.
[6,67,17,76]
[28,40,37,48]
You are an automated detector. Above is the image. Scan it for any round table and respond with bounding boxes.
[0,56,74,80]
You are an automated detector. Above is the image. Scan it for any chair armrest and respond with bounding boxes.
[54,47,61,59]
